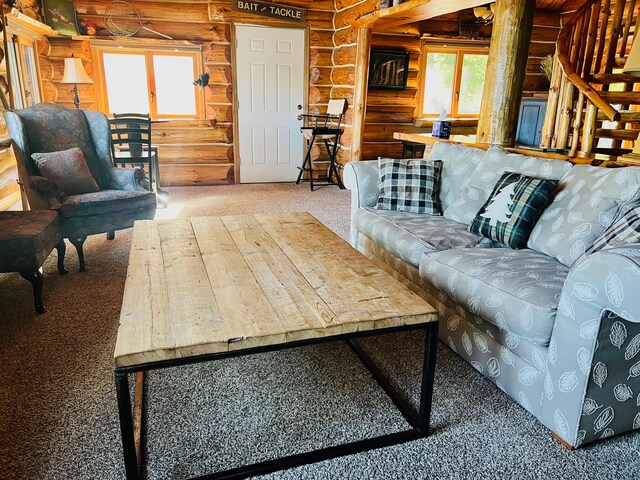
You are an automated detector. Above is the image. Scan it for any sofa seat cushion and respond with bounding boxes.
[0,210,60,272]
[420,248,569,346]
[59,190,156,218]
[354,207,488,267]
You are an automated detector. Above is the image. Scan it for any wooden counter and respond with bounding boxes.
[393,132,573,161]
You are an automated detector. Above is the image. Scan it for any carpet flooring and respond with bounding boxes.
[1,183,638,480]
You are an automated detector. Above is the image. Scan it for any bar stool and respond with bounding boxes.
[297,99,346,191]
[401,141,426,159]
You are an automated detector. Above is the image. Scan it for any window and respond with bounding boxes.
[5,35,41,109]
[419,45,489,118]
[92,44,204,119]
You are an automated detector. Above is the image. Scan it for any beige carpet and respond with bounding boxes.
[2,183,639,480]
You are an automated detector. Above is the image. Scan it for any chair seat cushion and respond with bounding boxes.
[0,210,59,272]
[59,190,156,218]
[354,207,489,267]
[420,248,569,346]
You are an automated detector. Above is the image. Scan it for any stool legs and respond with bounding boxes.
[297,135,317,191]
[56,239,68,275]
[324,138,344,189]
[20,268,45,314]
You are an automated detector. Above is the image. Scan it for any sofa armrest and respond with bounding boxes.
[540,245,640,447]
[343,160,380,247]
[27,175,62,209]
[110,167,148,192]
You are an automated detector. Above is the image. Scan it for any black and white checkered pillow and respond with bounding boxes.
[375,158,443,214]
[585,204,640,255]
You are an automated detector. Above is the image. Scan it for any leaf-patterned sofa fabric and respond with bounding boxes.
[352,207,489,267]
[421,248,568,346]
[344,143,640,448]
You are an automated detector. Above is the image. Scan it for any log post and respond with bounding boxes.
[350,27,371,162]
[476,0,535,146]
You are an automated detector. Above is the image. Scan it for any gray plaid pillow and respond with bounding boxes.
[585,204,640,255]
[375,158,442,214]
[468,171,558,249]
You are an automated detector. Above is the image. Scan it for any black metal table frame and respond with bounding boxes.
[115,321,439,480]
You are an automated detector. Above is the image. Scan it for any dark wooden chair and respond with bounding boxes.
[109,113,169,206]
[297,99,346,191]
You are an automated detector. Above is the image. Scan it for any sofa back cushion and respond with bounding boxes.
[528,165,640,266]
[427,142,485,213]
[468,146,573,191]
[442,146,572,225]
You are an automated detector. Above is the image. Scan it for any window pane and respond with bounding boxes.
[458,54,488,115]
[422,53,455,115]
[103,53,150,114]
[7,41,24,108]
[20,44,40,106]
[153,55,197,116]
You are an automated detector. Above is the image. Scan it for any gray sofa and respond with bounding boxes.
[344,142,640,448]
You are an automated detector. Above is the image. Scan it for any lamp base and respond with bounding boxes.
[73,84,80,109]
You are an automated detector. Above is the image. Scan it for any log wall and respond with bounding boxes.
[37,0,336,186]
[2,1,562,194]
[334,3,561,161]
[0,14,20,210]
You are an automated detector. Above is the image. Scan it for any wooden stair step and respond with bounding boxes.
[597,110,640,122]
[595,128,639,141]
[591,73,640,84]
[599,91,640,104]
[592,147,633,156]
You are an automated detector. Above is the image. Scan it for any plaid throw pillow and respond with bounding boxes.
[376,158,443,214]
[468,172,558,249]
[585,204,640,255]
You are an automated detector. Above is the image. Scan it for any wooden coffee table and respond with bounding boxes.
[114,212,438,479]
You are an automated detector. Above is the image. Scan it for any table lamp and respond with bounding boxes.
[60,55,93,109]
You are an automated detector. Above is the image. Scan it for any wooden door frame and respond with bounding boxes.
[231,22,309,184]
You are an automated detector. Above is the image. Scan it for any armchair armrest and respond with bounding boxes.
[343,160,380,246]
[110,167,148,192]
[540,245,640,447]
[27,175,61,209]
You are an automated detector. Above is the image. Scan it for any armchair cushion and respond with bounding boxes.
[31,147,100,196]
[59,190,156,218]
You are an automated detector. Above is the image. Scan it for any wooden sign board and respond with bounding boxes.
[232,0,306,23]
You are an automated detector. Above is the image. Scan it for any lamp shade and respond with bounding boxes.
[61,57,93,84]
[623,36,640,76]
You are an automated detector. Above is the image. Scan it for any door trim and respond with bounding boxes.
[231,22,309,184]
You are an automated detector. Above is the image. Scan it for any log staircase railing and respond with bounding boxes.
[541,0,640,157]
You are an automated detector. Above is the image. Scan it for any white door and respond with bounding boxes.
[236,25,305,183]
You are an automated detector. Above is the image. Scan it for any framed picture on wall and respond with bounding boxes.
[42,0,80,36]
[368,50,409,90]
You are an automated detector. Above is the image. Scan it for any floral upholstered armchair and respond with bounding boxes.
[5,103,157,272]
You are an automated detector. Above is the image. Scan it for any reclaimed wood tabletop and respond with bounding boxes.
[114,212,437,367]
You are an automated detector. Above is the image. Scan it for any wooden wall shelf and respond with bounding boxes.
[5,8,57,38]
[354,0,490,31]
